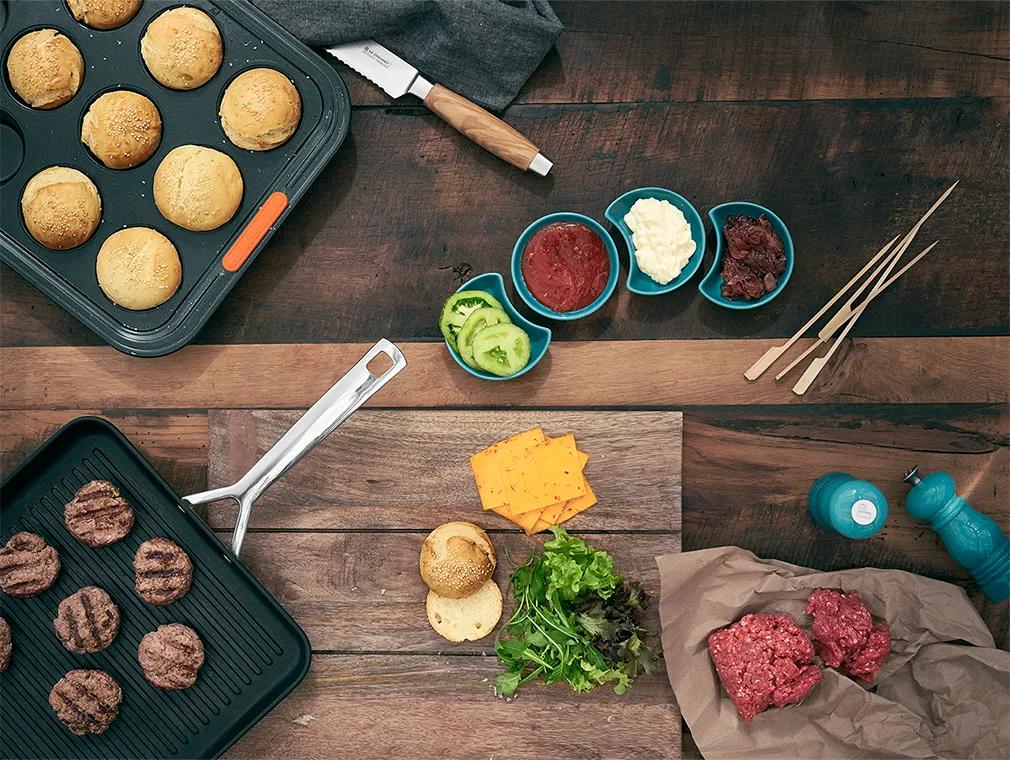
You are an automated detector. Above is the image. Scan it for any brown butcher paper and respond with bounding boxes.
[656,546,1010,759]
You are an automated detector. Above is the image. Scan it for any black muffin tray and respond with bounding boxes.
[0,0,349,356]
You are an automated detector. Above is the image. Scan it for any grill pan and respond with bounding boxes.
[0,0,350,356]
[0,340,406,758]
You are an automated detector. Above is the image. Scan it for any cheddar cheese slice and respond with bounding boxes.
[470,428,546,510]
[498,434,586,514]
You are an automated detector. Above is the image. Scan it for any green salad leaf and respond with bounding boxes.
[493,527,659,698]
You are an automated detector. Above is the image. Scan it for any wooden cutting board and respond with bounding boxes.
[205,410,682,759]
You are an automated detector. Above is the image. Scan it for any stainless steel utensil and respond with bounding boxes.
[185,339,406,554]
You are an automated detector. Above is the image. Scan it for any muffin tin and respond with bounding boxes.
[0,0,350,356]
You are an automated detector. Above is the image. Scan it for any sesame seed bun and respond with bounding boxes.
[153,145,243,232]
[419,521,496,599]
[21,167,101,250]
[6,29,83,110]
[81,90,162,169]
[220,68,302,151]
[141,7,222,91]
[96,227,181,310]
[66,0,143,30]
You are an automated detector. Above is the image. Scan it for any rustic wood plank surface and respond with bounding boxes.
[1,2,1008,758]
[3,338,1007,410]
[204,410,682,531]
[226,655,678,760]
[4,99,1007,346]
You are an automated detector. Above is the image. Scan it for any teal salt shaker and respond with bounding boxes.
[808,472,888,539]
[903,466,1010,603]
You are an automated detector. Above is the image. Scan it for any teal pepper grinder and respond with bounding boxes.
[808,472,888,539]
[903,466,1010,603]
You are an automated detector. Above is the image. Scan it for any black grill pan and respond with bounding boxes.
[0,341,406,758]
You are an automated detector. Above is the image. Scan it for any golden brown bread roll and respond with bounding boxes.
[6,29,84,109]
[419,521,496,599]
[81,91,162,169]
[96,227,182,310]
[66,0,143,30]
[220,68,302,151]
[21,167,101,250]
[153,145,243,232]
[141,7,222,90]
[426,580,503,643]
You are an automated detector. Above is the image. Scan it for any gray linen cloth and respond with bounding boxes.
[251,0,563,111]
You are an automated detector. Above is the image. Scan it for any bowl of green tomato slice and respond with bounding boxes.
[439,272,552,380]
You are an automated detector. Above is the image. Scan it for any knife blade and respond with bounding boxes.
[328,40,552,176]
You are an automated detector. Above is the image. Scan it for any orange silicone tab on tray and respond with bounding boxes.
[222,191,288,272]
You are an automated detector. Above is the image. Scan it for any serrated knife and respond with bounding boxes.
[328,40,552,176]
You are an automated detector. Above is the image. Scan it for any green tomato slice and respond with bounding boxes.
[457,308,511,368]
[471,323,532,377]
[439,290,505,349]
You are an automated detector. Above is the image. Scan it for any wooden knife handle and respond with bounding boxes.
[423,84,544,172]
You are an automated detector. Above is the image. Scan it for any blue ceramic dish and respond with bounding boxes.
[604,187,705,295]
[699,202,794,310]
[510,212,620,321]
[445,272,551,381]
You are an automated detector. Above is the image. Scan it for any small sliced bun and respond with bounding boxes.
[426,579,502,643]
[419,521,495,598]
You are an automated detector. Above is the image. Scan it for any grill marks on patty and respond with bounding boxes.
[65,480,135,547]
[49,669,122,736]
[0,531,61,597]
[54,586,120,654]
[138,623,205,689]
[134,537,193,604]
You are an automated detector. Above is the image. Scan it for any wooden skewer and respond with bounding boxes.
[744,180,958,381]
[743,236,898,381]
[791,241,939,396]
[775,239,928,380]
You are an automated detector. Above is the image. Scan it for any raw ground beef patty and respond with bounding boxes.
[708,612,822,721]
[805,588,890,683]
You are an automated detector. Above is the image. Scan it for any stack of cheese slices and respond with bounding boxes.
[470,428,597,534]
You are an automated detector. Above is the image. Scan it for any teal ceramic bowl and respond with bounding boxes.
[445,272,551,381]
[604,187,705,295]
[699,202,794,310]
[510,212,620,321]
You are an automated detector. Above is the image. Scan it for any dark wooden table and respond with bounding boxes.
[2,2,1008,758]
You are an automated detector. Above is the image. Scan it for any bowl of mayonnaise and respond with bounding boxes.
[605,187,706,295]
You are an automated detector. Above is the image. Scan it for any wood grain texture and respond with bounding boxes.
[204,410,682,531]
[0,410,208,494]
[683,404,1010,647]
[4,99,1008,347]
[423,85,540,170]
[231,532,679,653]
[224,654,678,760]
[337,1,1010,105]
[3,338,1005,410]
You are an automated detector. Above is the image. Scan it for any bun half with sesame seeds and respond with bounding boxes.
[426,579,502,643]
[419,521,496,599]
[21,166,101,250]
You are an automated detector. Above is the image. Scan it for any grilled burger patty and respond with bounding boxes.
[64,480,135,547]
[0,531,61,597]
[138,623,205,689]
[54,586,121,654]
[134,537,193,604]
[49,669,122,736]
[0,616,11,672]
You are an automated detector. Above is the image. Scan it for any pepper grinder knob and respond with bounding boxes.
[903,465,921,487]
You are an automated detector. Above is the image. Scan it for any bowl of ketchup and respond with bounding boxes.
[511,212,619,321]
